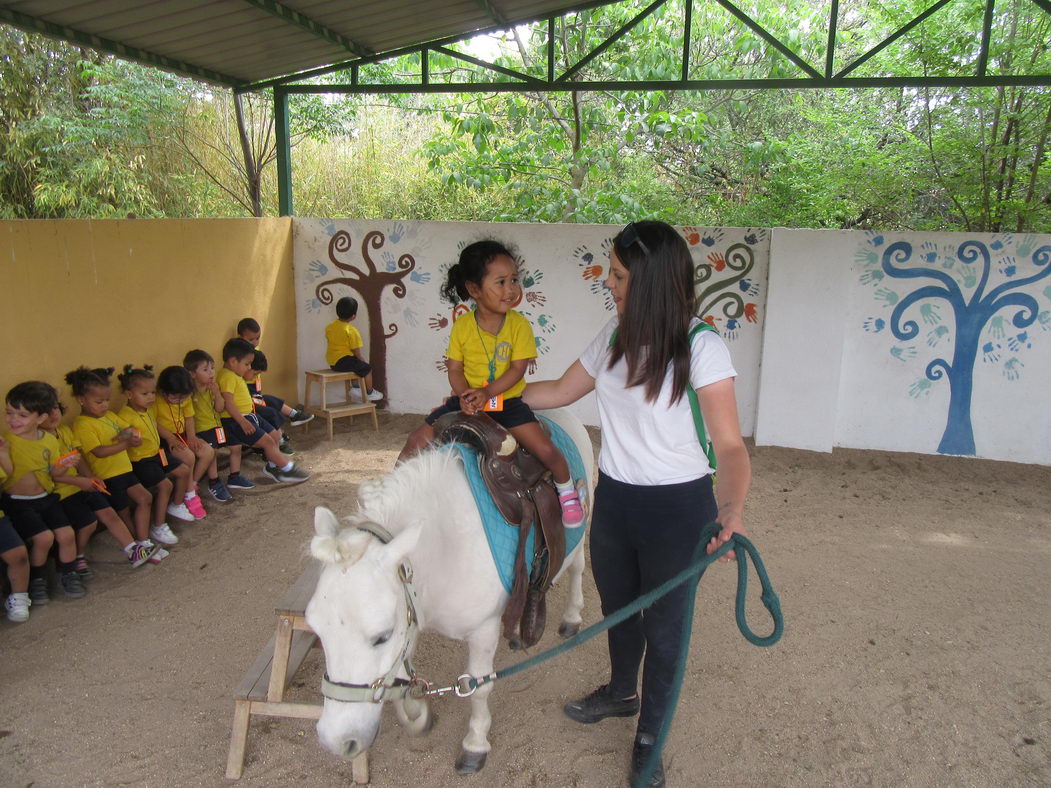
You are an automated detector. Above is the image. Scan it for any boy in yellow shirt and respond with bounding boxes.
[217,339,310,486]
[2,381,86,604]
[325,297,384,402]
[236,317,313,429]
[0,437,32,621]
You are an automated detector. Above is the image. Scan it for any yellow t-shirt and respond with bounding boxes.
[52,424,84,500]
[153,398,194,438]
[217,367,254,417]
[2,430,61,494]
[73,412,133,480]
[0,465,6,517]
[117,405,162,462]
[325,320,364,366]
[446,309,536,399]
[192,388,222,433]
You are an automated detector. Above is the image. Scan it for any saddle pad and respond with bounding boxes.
[451,415,588,594]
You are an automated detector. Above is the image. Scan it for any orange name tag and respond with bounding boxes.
[482,394,504,412]
[158,448,168,466]
[57,450,80,469]
[214,426,226,444]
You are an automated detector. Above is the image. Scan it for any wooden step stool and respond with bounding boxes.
[303,369,379,440]
[225,561,369,782]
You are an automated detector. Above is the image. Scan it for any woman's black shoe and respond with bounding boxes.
[630,733,666,788]
[563,684,640,724]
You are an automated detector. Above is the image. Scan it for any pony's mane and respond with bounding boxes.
[356,445,461,533]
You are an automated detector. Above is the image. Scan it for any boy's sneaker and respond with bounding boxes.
[185,493,207,519]
[150,523,179,545]
[60,571,87,599]
[28,576,49,605]
[74,557,94,581]
[167,502,195,522]
[279,438,295,456]
[262,462,311,484]
[226,473,256,490]
[289,409,314,427]
[5,592,30,623]
[208,479,233,503]
[126,543,151,568]
[147,545,170,564]
[367,389,385,402]
[558,490,585,528]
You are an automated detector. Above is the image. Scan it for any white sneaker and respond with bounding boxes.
[147,545,170,564]
[368,389,384,402]
[167,502,195,522]
[5,592,30,623]
[150,523,179,545]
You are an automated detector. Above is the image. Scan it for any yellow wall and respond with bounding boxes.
[1,218,296,411]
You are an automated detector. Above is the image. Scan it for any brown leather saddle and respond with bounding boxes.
[432,411,566,648]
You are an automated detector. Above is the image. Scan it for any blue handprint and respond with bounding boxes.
[990,233,1010,251]
[863,317,885,333]
[889,345,916,362]
[743,228,768,245]
[926,325,949,347]
[1018,234,1037,257]
[940,247,956,269]
[864,230,884,247]
[701,229,724,247]
[858,269,884,285]
[521,269,544,288]
[388,222,406,243]
[321,221,337,237]
[737,278,759,296]
[1003,357,1023,381]
[724,318,740,341]
[1007,331,1031,352]
[536,314,557,334]
[920,241,939,264]
[908,379,932,398]
[573,246,594,264]
[989,316,1006,339]
[304,298,321,313]
[403,308,419,327]
[981,341,1001,363]
[854,248,878,268]
[308,259,328,278]
[998,256,1017,277]
[410,270,431,284]
[920,303,941,325]
[875,288,899,307]
[961,269,978,288]
[382,251,397,272]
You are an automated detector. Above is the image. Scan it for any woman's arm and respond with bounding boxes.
[697,377,751,560]
[522,360,595,410]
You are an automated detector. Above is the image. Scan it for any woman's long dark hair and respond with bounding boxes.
[607,220,696,404]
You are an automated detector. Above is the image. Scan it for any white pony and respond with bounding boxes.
[305,409,593,774]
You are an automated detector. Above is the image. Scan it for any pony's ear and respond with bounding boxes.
[311,507,371,565]
[380,521,422,570]
[314,506,340,537]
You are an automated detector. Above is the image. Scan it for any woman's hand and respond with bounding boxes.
[707,509,745,562]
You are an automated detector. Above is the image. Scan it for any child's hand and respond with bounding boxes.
[189,435,205,452]
[239,419,257,436]
[129,434,143,447]
[460,388,488,415]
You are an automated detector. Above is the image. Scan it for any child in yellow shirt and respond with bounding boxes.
[154,365,213,518]
[236,317,313,428]
[183,349,237,503]
[0,436,32,622]
[2,381,86,604]
[117,365,194,544]
[66,367,168,563]
[325,297,384,402]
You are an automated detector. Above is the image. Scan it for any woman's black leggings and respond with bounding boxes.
[590,470,717,736]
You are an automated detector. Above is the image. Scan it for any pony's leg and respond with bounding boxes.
[558,543,586,638]
[455,617,501,774]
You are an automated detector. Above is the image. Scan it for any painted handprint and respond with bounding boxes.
[908,379,932,398]
[1003,357,1023,381]
[989,233,1010,251]
[1007,331,1031,352]
[997,256,1016,277]
[737,278,759,296]
[388,222,406,243]
[919,241,939,264]
[701,229,724,247]
[988,315,1006,339]
[889,345,917,362]
[402,308,419,327]
[1017,234,1037,257]
[743,228,768,245]
[304,297,322,313]
[743,304,758,323]
[864,230,884,247]
[961,269,978,288]
[536,314,556,334]
[308,259,329,278]
[875,288,900,307]
[573,245,595,264]
[859,269,884,285]
[435,358,449,373]
[926,325,949,346]
[682,227,701,245]
[981,341,1001,363]
[854,247,878,268]
[724,317,740,341]
[526,291,546,306]
[1038,311,1051,331]
[428,314,449,331]
[863,317,885,333]
[707,252,726,272]
[521,269,543,288]
[410,270,431,284]
[382,251,398,272]
[920,303,941,325]
[527,359,537,375]
[581,264,602,280]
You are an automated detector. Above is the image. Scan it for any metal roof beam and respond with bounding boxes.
[711,0,822,80]
[238,0,374,58]
[431,45,544,86]
[835,0,954,79]
[558,0,669,81]
[0,6,242,86]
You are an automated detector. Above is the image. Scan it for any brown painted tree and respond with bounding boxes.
[315,230,416,397]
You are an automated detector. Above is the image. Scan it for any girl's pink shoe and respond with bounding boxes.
[185,492,207,520]
[559,490,584,528]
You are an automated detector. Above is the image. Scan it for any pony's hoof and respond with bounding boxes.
[455,749,488,774]
[508,635,524,650]
[558,621,581,638]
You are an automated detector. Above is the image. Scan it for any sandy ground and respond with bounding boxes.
[1,410,1049,788]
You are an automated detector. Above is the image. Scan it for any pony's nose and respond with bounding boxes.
[341,739,360,759]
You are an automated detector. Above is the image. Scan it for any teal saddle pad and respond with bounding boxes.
[450,415,588,594]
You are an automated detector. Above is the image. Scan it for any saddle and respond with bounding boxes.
[432,412,566,648]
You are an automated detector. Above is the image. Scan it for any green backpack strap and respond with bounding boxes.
[607,320,720,469]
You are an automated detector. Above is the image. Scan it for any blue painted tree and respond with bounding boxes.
[860,235,1051,455]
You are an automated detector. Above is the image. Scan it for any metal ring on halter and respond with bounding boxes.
[454,674,477,697]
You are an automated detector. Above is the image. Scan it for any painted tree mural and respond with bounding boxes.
[315,230,416,398]
[690,233,763,340]
[860,235,1051,456]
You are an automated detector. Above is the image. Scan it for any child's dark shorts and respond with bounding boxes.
[101,471,141,512]
[221,413,274,447]
[196,427,230,448]
[0,514,26,553]
[60,491,111,530]
[424,396,538,430]
[132,453,182,489]
[330,355,372,377]
[0,493,71,539]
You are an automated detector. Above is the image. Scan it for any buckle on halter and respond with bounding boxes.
[398,563,413,583]
[407,678,430,700]
[454,674,477,697]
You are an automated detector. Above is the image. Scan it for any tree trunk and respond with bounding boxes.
[233,92,263,217]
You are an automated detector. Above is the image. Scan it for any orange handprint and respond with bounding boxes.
[707,251,726,272]
[683,226,701,245]
[582,264,603,280]
[744,303,758,323]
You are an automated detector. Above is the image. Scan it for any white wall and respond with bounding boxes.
[293,220,770,434]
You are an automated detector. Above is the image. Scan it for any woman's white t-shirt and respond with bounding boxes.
[579,316,737,486]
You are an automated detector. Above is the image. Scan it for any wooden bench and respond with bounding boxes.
[225,561,369,782]
[303,369,379,441]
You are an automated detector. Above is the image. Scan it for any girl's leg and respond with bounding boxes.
[2,544,30,592]
[171,463,190,504]
[75,521,98,555]
[170,442,195,473]
[193,443,216,484]
[509,423,571,483]
[127,485,152,541]
[152,478,174,525]
[53,525,77,563]
[96,507,135,548]
[228,445,242,475]
[397,423,435,464]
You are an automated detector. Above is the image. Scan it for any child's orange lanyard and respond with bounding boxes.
[164,400,186,435]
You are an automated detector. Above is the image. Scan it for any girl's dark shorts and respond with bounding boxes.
[60,490,112,531]
[101,471,142,512]
[132,453,182,490]
[424,395,538,429]
[0,493,71,540]
[0,515,26,553]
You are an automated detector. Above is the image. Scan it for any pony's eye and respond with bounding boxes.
[372,630,393,647]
